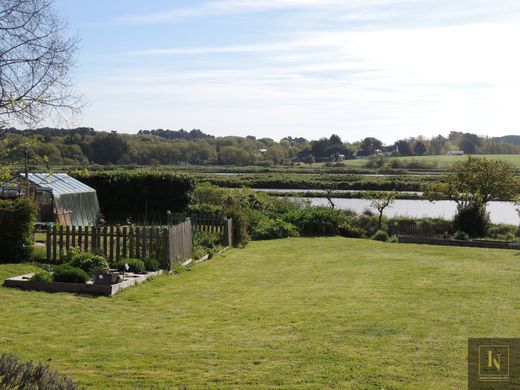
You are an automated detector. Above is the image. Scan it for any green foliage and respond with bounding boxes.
[286,206,348,236]
[143,257,160,272]
[116,258,145,273]
[371,230,389,242]
[453,202,490,238]
[0,353,78,389]
[349,211,383,237]
[251,217,299,240]
[0,198,37,262]
[30,245,47,263]
[453,230,469,240]
[67,249,109,273]
[193,230,222,249]
[53,264,90,283]
[30,270,53,283]
[225,203,250,247]
[338,222,365,238]
[72,169,195,223]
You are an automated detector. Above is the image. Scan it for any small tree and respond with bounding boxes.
[424,157,520,237]
[365,191,396,230]
[304,154,315,166]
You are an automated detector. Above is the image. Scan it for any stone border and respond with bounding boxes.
[398,236,520,250]
[3,270,163,296]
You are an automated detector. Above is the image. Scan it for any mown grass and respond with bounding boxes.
[1,237,520,388]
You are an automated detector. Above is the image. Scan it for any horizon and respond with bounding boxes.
[55,0,520,144]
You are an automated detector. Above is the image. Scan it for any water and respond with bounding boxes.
[255,188,423,195]
[298,198,518,225]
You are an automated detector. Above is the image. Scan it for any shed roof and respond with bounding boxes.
[25,173,95,195]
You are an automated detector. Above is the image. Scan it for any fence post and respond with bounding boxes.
[162,227,170,270]
[46,223,51,262]
[223,218,233,247]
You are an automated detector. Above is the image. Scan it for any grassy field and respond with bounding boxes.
[2,237,520,388]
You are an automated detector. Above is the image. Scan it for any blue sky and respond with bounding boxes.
[55,0,520,143]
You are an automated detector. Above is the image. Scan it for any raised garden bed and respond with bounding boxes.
[3,270,162,296]
[398,236,520,250]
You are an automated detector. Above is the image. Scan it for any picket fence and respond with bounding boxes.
[45,220,192,268]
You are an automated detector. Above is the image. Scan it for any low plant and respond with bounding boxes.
[67,250,109,274]
[30,246,48,263]
[0,353,78,389]
[143,257,160,271]
[192,230,222,249]
[30,270,53,283]
[251,217,299,240]
[53,264,90,283]
[371,230,389,242]
[116,258,145,273]
[338,222,365,238]
[286,206,348,236]
[453,230,469,240]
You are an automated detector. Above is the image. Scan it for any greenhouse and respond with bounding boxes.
[0,173,100,226]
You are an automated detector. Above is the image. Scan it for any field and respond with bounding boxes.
[1,237,519,388]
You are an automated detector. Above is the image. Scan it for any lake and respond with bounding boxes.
[299,198,518,225]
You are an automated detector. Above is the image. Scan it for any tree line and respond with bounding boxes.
[1,127,520,167]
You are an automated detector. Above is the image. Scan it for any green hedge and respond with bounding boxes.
[0,198,37,263]
[72,170,195,223]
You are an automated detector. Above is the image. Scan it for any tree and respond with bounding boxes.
[304,154,315,166]
[413,141,426,156]
[365,191,396,230]
[423,157,520,237]
[0,0,82,127]
[360,137,382,154]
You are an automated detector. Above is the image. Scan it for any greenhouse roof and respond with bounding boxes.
[25,173,95,195]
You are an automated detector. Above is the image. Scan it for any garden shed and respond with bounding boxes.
[0,173,100,226]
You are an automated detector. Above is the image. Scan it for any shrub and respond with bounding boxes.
[0,353,78,390]
[225,203,250,247]
[0,198,37,263]
[338,222,365,238]
[251,217,299,240]
[116,258,145,273]
[192,230,222,249]
[53,264,90,283]
[349,211,383,237]
[453,202,490,238]
[453,230,469,240]
[286,206,348,236]
[30,270,53,283]
[143,257,160,271]
[67,250,109,273]
[372,230,389,242]
[31,245,48,263]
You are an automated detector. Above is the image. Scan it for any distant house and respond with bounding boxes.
[382,145,398,157]
[354,150,371,159]
[447,150,464,156]
[329,153,345,162]
[259,149,267,153]
[0,173,100,226]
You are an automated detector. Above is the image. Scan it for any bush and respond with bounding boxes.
[0,353,78,389]
[338,222,365,238]
[286,206,348,236]
[372,230,389,242]
[53,264,90,283]
[30,270,53,283]
[453,202,490,238]
[0,198,37,262]
[116,258,145,273]
[251,217,299,240]
[349,211,383,237]
[453,230,469,240]
[31,245,47,263]
[67,250,109,273]
[143,257,160,271]
[225,203,250,247]
[192,230,222,249]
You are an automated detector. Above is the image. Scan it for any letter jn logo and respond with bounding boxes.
[488,350,501,371]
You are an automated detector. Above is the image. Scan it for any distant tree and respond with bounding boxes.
[304,154,315,166]
[414,141,426,156]
[329,134,342,145]
[395,139,412,156]
[311,138,331,158]
[360,137,382,154]
[219,146,253,166]
[89,132,128,164]
[365,191,396,230]
[265,144,286,165]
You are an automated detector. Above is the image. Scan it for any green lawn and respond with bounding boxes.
[2,237,520,389]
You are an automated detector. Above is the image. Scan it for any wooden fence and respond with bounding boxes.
[45,220,193,269]
[168,212,233,246]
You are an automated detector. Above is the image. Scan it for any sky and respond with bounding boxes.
[54,0,520,143]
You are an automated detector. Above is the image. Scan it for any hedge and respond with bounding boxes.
[0,197,37,262]
[72,170,195,223]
